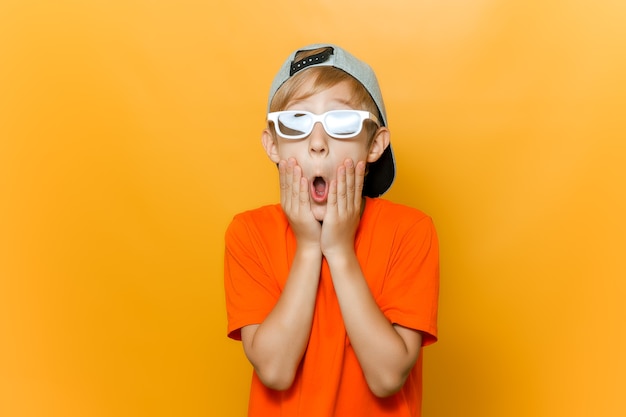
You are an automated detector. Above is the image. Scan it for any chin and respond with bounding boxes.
[311,205,326,222]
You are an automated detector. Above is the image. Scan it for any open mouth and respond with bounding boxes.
[311,176,328,203]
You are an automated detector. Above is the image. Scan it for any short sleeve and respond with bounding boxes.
[377,215,440,346]
[223,214,282,341]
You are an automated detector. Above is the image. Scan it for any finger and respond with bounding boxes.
[279,160,288,208]
[286,159,297,212]
[354,160,366,207]
[336,163,347,212]
[299,176,309,211]
[291,163,303,214]
[344,159,355,212]
[327,178,338,211]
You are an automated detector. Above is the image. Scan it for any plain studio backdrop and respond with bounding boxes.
[1,1,625,416]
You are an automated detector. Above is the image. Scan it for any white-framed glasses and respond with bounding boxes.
[267,110,380,139]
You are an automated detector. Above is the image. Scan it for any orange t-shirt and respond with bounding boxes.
[224,197,439,417]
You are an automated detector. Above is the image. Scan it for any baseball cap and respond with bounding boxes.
[267,43,396,197]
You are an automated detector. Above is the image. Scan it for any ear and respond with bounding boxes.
[261,128,281,164]
[366,127,391,163]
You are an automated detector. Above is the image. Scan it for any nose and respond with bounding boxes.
[308,122,328,157]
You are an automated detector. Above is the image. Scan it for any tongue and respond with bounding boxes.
[313,177,326,195]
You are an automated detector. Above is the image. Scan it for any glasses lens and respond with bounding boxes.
[277,112,313,137]
[324,111,362,136]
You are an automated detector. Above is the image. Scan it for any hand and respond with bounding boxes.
[321,159,366,258]
[279,158,322,249]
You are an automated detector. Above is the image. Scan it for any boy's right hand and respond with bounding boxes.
[279,158,321,249]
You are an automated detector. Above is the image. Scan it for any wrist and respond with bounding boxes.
[323,245,357,267]
[295,242,323,259]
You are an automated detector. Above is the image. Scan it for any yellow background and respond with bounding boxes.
[1,1,625,416]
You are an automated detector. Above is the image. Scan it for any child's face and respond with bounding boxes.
[262,80,389,221]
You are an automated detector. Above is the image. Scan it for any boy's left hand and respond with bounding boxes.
[320,159,366,259]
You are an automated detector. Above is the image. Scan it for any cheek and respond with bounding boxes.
[276,141,305,159]
[333,141,370,161]
[276,137,371,162]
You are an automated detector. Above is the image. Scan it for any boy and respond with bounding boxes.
[224,43,439,416]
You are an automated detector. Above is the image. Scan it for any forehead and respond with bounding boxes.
[274,68,367,110]
[285,78,356,108]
